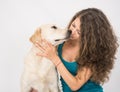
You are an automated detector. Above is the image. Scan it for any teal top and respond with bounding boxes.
[58,43,103,92]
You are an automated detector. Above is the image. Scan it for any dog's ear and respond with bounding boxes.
[29,28,41,44]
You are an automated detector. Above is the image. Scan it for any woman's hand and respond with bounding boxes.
[35,39,57,62]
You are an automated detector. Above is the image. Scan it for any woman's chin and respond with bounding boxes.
[69,36,79,41]
[69,37,75,40]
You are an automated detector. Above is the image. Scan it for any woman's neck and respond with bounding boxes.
[62,39,80,62]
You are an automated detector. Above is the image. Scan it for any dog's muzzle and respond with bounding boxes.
[55,30,71,42]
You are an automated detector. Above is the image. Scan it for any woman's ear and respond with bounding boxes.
[29,28,41,44]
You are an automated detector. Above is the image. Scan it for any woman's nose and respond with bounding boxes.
[69,29,76,34]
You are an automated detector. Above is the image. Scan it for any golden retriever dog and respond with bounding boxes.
[21,24,71,92]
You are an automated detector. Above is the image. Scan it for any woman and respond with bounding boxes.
[32,8,118,92]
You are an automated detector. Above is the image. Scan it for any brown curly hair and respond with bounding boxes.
[67,8,119,84]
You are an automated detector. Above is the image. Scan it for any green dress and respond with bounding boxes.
[57,43,103,92]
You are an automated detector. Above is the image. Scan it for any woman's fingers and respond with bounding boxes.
[42,39,52,48]
[34,39,57,62]
[35,41,46,50]
[34,39,56,60]
[34,40,48,56]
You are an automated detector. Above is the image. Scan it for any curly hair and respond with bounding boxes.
[68,8,119,84]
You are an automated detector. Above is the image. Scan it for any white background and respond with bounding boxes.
[0,0,120,92]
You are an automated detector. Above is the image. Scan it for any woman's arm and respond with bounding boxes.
[52,55,92,91]
[35,40,92,91]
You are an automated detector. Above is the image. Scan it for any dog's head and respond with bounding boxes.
[30,24,71,46]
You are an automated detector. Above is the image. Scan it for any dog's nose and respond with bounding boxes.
[68,30,72,35]
[66,30,72,39]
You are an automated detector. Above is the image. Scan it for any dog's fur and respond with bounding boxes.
[21,24,70,92]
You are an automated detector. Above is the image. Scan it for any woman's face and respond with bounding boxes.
[69,17,81,40]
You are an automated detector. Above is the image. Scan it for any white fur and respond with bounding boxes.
[21,24,70,92]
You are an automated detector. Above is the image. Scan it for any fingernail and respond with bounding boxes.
[35,44,38,47]
[36,53,39,56]
[36,41,38,43]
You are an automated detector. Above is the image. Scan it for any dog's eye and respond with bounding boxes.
[51,26,57,29]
